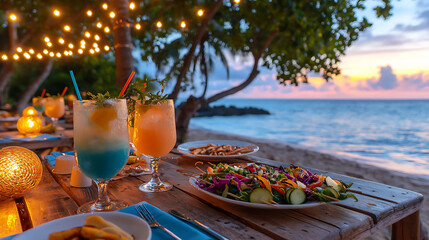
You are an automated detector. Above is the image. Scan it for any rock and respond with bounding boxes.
[194,105,270,117]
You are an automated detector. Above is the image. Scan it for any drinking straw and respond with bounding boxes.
[41,89,46,98]
[60,86,68,97]
[119,71,135,97]
[69,71,82,101]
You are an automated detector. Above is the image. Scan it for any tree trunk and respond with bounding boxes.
[206,30,279,104]
[112,0,134,88]
[16,59,54,113]
[0,18,18,105]
[176,95,202,143]
[168,0,222,102]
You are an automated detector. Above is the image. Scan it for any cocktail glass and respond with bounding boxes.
[45,96,65,127]
[32,97,45,114]
[133,99,176,192]
[74,99,129,213]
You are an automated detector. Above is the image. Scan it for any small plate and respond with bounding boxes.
[177,140,259,161]
[14,212,151,240]
[189,177,324,209]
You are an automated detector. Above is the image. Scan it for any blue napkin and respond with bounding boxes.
[0,202,215,240]
[9,134,60,142]
[44,151,75,167]
[0,137,12,143]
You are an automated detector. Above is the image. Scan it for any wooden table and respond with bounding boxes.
[0,130,73,150]
[0,150,423,240]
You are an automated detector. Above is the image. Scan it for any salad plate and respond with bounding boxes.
[177,140,259,161]
[189,177,324,209]
[14,212,151,240]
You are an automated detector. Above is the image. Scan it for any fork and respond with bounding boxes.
[135,204,182,240]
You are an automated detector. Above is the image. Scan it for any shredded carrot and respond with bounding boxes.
[253,175,272,193]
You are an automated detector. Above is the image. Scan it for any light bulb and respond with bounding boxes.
[94,35,100,41]
[78,49,83,54]
[64,25,71,31]
[13,54,19,60]
[56,52,61,58]
[1,55,7,60]
[234,0,240,3]
[81,44,86,49]
[29,49,35,54]
[109,12,115,18]
[64,51,69,56]
[95,47,100,52]
[16,47,23,53]
[197,9,204,17]
[44,37,50,43]
[53,9,60,16]
[49,52,54,57]
[47,42,53,47]
[90,49,95,54]
[37,54,42,59]
[93,43,98,48]
[156,21,162,28]
[104,27,110,33]
[87,10,92,16]
[104,45,110,51]
[180,21,186,28]
[80,40,86,45]
[102,3,108,10]
[43,49,48,54]
[135,23,141,30]
[9,14,17,21]
[96,22,102,28]
[129,2,135,10]
[68,43,74,49]
[59,38,65,44]
[24,53,30,59]
[85,32,91,38]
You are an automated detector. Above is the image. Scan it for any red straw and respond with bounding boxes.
[41,89,46,98]
[119,71,135,97]
[61,86,68,97]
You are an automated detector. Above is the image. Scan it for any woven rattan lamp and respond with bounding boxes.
[0,146,43,200]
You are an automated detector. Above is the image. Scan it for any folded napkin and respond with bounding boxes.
[120,202,214,240]
[44,151,75,167]
[0,202,215,240]
[9,134,60,142]
[0,137,12,143]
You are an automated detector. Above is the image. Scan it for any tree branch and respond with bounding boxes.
[168,0,222,101]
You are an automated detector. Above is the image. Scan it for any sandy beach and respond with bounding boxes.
[187,127,428,240]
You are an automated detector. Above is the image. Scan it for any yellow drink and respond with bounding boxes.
[45,97,65,119]
[133,100,176,158]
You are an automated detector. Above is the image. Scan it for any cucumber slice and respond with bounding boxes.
[322,187,340,199]
[326,176,341,192]
[285,188,294,204]
[249,188,273,203]
[289,188,306,205]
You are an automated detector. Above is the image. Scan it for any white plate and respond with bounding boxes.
[0,116,19,122]
[189,177,324,209]
[15,212,151,240]
[177,140,259,161]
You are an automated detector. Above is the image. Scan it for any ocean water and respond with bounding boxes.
[190,99,429,177]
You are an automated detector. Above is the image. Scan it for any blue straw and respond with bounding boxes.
[69,70,82,101]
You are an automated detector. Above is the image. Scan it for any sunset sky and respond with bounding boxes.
[197,0,429,99]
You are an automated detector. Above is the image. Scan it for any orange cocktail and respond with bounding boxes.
[45,96,65,119]
[133,99,176,192]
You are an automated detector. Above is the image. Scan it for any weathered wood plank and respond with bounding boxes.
[392,210,420,240]
[49,163,272,239]
[155,155,377,240]
[0,199,22,237]
[23,164,78,227]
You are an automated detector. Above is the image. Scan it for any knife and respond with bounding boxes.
[168,210,230,240]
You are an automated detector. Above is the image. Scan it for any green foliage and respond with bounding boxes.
[87,91,113,107]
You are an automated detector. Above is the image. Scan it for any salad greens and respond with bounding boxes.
[196,163,358,205]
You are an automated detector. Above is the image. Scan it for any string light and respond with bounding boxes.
[94,35,100,41]
[102,3,108,10]
[104,27,110,33]
[81,44,86,49]
[13,54,19,60]
[95,47,100,52]
[2,55,7,61]
[64,25,71,31]
[64,51,69,56]
[87,10,92,16]
[24,52,31,59]
[29,49,35,54]
[68,50,73,55]
[78,49,83,54]
[93,43,98,48]
[104,45,110,51]
[80,40,86,45]
[59,38,65,44]
[9,14,17,21]
[156,21,162,28]
[197,9,204,16]
[47,42,53,47]
[49,52,54,57]
[129,2,136,10]
[44,37,50,43]
[68,43,74,49]
[135,23,141,30]
[109,12,115,18]
[180,21,186,28]
[233,0,240,3]
[43,49,49,54]
[90,49,95,54]
[37,54,42,59]
[56,52,61,58]
[16,47,23,53]
[85,32,91,38]
[96,22,102,28]
[53,9,60,16]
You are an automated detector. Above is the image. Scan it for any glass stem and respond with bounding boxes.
[94,180,111,208]
[150,157,161,183]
